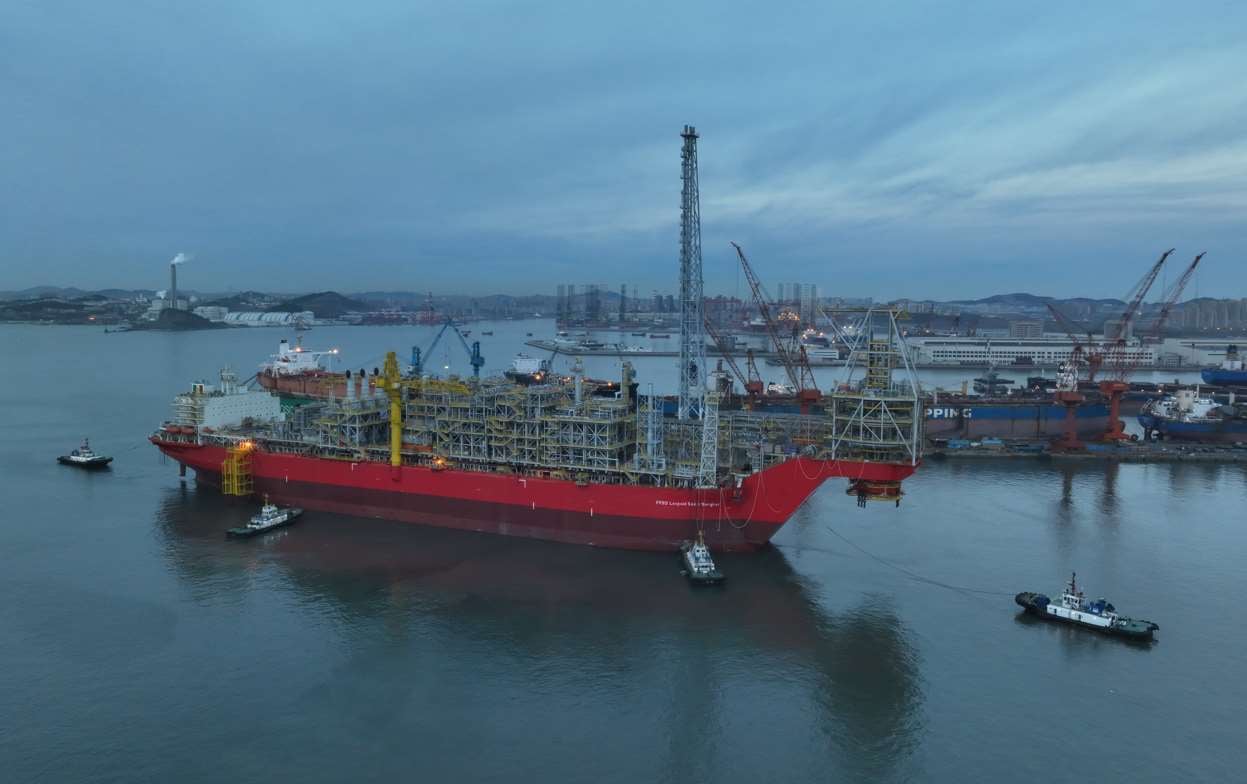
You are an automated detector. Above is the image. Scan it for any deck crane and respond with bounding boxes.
[1099,249,1174,441]
[703,317,762,403]
[731,242,820,411]
[410,317,484,379]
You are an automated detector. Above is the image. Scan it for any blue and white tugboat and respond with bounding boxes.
[227,496,303,538]
[1016,572,1158,640]
[57,438,112,469]
[680,532,725,585]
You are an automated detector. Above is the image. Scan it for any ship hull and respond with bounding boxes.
[923,401,1109,440]
[1137,413,1247,443]
[258,371,360,400]
[1201,368,1247,386]
[153,438,915,551]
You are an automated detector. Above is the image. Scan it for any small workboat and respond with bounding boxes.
[680,532,725,585]
[57,438,113,469]
[1016,572,1158,640]
[227,496,303,538]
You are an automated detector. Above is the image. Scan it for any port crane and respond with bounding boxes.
[704,316,763,403]
[410,317,484,379]
[1098,249,1174,441]
[1045,302,1098,377]
[1147,252,1204,340]
[1136,252,1205,440]
[731,242,820,411]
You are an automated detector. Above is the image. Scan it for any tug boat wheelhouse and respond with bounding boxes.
[680,533,724,585]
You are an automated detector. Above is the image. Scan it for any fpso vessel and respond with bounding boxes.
[151,340,921,551]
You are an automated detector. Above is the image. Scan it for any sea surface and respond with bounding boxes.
[2,322,1244,783]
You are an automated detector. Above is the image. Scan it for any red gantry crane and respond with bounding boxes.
[731,242,820,412]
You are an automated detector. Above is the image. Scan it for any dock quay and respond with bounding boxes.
[929,440,1247,464]
[525,339,778,358]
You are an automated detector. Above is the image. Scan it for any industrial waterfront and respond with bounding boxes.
[3,322,1246,782]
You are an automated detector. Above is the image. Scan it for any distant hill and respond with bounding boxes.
[201,291,278,311]
[0,286,89,301]
[270,291,368,318]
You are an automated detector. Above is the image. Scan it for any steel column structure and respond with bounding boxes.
[677,125,706,421]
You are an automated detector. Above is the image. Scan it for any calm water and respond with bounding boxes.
[2,323,1244,783]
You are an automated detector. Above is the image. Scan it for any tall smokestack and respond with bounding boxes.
[167,252,191,312]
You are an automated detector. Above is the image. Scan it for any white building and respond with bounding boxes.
[909,336,1156,367]
[192,305,229,322]
[223,311,315,327]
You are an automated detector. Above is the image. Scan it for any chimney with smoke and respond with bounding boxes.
[168,253,190,311]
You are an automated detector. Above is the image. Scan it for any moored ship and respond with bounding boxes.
[1138,388,1247,443]
[1201,344,1247,386]
[255,338,347,401]
[151,347,921,551]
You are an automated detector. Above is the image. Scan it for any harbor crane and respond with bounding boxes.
[1137,252,1205,440]
[731,242,820,412]
[1099,249,1174,441]
[1045,302,1101,382]
[704,316,763,404]
[410,317,484,379]
[1147,252,1204,340]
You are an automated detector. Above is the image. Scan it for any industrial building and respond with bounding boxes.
[909,336,1156,368]
[222,311,315,327]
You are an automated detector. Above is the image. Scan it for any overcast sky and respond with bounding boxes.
[4,1,1244,299]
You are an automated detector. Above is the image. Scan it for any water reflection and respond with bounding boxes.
[153,486,924,779]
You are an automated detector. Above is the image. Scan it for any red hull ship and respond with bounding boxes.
[150,433,914,551]
[153,128,922,552]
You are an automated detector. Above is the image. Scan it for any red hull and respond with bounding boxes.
[152,437,915,551]
[257,371,361,399]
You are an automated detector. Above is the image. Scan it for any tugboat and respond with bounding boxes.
[227,496,303,538]
[680,532,725,585]
[57,438,113,469]
[1016,573,1158,640]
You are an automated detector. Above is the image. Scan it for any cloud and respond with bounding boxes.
[1,2,1244,297]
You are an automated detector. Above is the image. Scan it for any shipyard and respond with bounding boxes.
[7,4,1247,782]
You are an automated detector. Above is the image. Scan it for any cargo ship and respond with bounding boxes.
[256,338,348,401]
[151,350,921,551]
[1138,388,1247,443]
[1201,344,1247,386]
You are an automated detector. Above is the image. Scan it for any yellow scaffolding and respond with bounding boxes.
[221,444,254,496]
